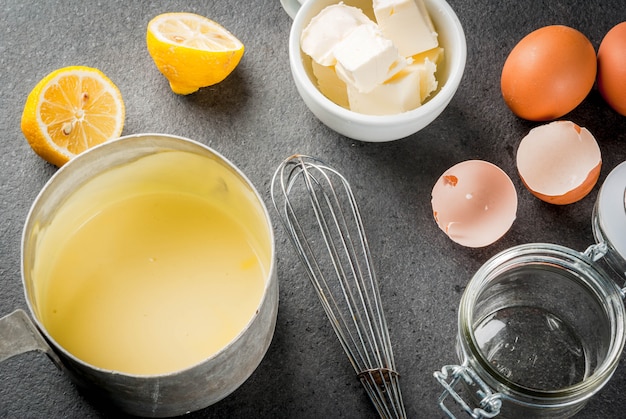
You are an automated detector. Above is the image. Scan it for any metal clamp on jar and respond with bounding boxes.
[434,161,626,418]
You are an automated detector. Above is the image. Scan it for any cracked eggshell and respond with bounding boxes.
[516,120,601,205]
[431,160,518,248]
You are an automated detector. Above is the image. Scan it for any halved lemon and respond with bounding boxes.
[147,12,244,95]
[21,66,125,167]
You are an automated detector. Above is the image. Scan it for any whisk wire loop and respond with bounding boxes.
[271,155,406,419]
[305,163,383,370]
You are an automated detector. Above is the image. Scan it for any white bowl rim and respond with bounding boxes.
[288,0,467,127]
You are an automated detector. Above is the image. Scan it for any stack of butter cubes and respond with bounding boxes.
[301,0,443,115]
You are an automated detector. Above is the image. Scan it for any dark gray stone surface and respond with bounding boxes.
[1,0,626,417]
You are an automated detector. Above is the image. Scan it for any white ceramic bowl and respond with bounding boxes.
[288,0,467,142]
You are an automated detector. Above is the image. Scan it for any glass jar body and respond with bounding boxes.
[455,244,625,418]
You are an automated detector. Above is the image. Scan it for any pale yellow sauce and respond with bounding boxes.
[32,150,271,375]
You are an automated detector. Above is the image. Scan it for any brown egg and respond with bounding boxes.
[501,25,597,121]
[598,22,626,116]
[516,121,601,205]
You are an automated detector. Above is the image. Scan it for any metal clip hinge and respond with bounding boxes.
[582,243,626,297]
[583,242,609,263]
[434,364,502,419]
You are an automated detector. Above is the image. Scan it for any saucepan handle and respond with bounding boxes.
[0,309,63,369]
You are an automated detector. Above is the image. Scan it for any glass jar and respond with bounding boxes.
[435,161,626,418]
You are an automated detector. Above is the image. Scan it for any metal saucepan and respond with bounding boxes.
[0,133,278,417]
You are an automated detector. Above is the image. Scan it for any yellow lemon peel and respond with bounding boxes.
[21,66,125,167]
[147,12,244,94]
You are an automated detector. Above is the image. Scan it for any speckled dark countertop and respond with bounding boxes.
[1,1,626,417]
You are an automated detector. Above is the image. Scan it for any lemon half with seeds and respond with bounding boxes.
[147,12,245,95]
[21,66,125,167]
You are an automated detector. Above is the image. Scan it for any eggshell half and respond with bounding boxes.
[516,121,601,205]
[598,22,626,116]
[431,160,518,248]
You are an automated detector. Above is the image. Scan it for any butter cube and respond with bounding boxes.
[373,0,439,57]
[413,46,444,66]
[311,61,349,108]
[346,66,421,115]
[334,24,407,93]
[300,3,373,66]
[412,57,438,102]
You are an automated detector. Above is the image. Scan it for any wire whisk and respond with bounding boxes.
[271,155,406,419]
